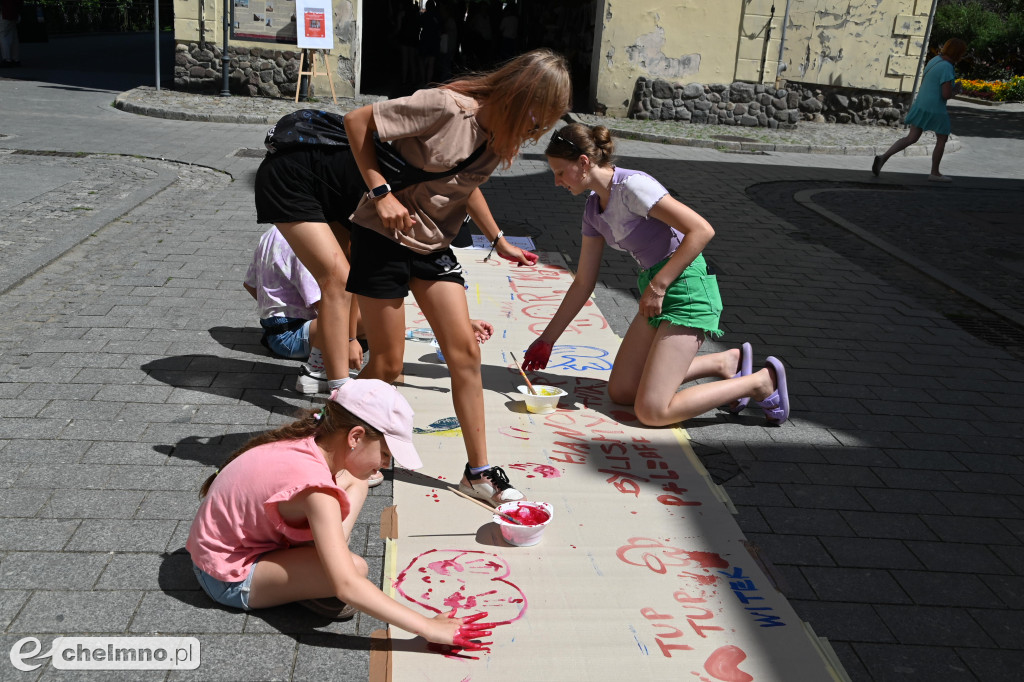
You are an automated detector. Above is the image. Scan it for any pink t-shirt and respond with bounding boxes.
[186,436,350,582]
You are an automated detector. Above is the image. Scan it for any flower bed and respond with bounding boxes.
[955,76,1024,102]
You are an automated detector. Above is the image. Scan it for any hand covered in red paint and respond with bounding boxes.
[496,239,538,266]
[522,338,553,371]
[424,611,494,651]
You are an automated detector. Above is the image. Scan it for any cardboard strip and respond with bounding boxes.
[379,504,398,540]
[369,629,392,682]
[385,252,848,680]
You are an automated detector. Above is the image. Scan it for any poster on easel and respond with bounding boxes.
[231,0,297,43]
[295,0,334,49]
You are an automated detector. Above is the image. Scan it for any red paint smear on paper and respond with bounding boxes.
[395,549,527,628]
[508,462,562,478]
[704,645,753,682]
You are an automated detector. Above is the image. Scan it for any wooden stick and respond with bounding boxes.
[450,487,523,525]
[508,352,537,395]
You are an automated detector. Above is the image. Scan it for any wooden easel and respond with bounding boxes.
[295,49,338,105]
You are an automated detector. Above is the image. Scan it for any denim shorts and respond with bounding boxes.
[192,561,258,610]
[260,317,311,359]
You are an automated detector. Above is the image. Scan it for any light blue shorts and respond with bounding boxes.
[260,317,311,359]
[192,561,258,610]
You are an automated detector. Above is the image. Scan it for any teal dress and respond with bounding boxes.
[905,56,956,135]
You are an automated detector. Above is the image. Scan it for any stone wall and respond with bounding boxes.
[174,43,303,98]
[628,77,915,128]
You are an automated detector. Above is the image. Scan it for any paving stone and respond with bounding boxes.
[920,515,1019,545]
[65,519,177,552]
[782,484,873,510]
[39,489,146,519]
[818,536,923,571]
[129,590,246,634]
[0,488,54,517]
[853,642,976,681]
[0,590,31,631]
[135,491,201,520]
[955,645,1024,682]
[841,511,938,541]
[873,604,994,647]
[96,551,197,591]
[761,507,856,536]
[11,590,143,633]
[0,519,81,551]
[0,551,111,590]
[790,600,895,642]
[891,570,1003,608]
[802,566,912,604]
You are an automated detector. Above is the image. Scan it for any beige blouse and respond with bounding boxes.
[349,88,501,254]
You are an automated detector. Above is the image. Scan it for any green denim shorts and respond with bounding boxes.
[638,254,724,338]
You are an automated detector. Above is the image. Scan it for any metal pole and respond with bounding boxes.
[154,0,160,90]
[910,0,941,106]
[221,0,231,96]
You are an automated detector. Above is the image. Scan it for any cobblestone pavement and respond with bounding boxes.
[2,33,1024,682]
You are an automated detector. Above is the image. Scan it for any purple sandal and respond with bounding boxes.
[756,356,789,425]
[727,342,753,414]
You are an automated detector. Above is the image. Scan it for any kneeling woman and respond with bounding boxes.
[523,124,790,426]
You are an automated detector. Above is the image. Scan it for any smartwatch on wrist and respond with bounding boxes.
[368,183,392,200]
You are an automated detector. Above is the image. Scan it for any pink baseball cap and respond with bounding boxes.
[329,380,422,470]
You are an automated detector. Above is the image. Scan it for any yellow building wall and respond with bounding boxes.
[172,0,358,98]
[593,0,930,116]
[774,0,929,92]
[593,0,745,116]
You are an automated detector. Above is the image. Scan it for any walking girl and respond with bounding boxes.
[873,38,968,182]
[523,123,790,427]
[186,379,490,650]
[342,49,571,505]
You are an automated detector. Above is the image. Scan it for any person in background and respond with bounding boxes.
[0,0,23,67]
[872,38,969,182]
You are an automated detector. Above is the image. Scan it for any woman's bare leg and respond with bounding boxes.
[878,125,924,167]
[354,295,406,383]
[275,222,350,382]
[633,325,776,427]
[931,133,949,176]
[412,279,487,467]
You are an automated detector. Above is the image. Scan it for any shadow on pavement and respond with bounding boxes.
[4,32,174,92]
[951,104,1024,140]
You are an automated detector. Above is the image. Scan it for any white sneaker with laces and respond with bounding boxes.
[295,364,328,394]
[459,465,524,505]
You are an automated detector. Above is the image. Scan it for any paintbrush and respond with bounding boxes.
[450,488,524,525]
[508,352,537,395]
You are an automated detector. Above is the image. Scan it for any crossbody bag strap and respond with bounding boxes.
[392,142,488,185]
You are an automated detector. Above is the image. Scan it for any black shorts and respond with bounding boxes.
[346,226,466,299]
[254,147,365,225]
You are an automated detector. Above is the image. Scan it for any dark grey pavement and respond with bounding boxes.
[2,33,1024,681]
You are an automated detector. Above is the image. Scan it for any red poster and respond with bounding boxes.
[304,9,326,38]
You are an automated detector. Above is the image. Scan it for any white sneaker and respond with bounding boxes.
[295,364,328,394]
[928,174,952,183]
[459,465,524,505]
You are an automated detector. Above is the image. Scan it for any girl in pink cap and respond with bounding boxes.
[186,378,490,651]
